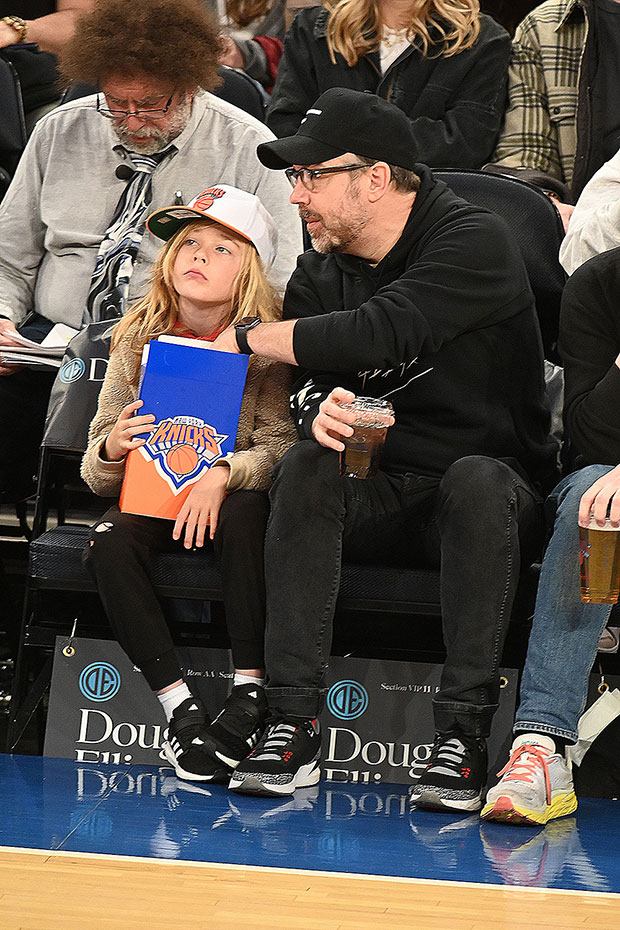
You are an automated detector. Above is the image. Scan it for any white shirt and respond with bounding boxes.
[560,146,620,276]
[380,29,411,73]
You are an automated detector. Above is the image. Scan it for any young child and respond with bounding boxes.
[82,185,297,783]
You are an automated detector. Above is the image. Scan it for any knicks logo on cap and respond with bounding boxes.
[141,415,228,491]
[193,187,226,212]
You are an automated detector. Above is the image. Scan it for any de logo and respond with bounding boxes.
[59,357,86,384]
[327,680,368,720]
[79,662,121,702]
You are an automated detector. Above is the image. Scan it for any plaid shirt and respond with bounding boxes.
[492,0,591,193]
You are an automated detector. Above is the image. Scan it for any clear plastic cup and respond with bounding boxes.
[338,397,394,479]
[579,515,620,604]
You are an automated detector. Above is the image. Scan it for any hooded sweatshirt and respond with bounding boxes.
[286,165,556,488]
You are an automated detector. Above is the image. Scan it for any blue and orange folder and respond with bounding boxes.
[119,337,248,520]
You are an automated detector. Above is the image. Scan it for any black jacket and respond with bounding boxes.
[267,8,511,169]
[286,166,556,486]
[559,246,620,465]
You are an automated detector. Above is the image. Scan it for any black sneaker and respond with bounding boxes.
[408,731,488,812]
[203,683,268,768]
[228,717,321,797]
[162,697,229,783]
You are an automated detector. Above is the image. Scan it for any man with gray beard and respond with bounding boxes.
[0,0,300,505]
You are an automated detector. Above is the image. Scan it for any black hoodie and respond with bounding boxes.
[286,166,556,487]
[559,245,620,466]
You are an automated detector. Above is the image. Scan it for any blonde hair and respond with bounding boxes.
[324,0,481,67]
[110,218,281,355]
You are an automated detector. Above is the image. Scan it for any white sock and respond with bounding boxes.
[512,732,556,753]
[158,681,192,722]
[233,672,265,688]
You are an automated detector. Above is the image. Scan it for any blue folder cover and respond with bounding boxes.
[119,338,249,518]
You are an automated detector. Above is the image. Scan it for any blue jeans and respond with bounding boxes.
[515,465,615,744]
[264,441,544,737]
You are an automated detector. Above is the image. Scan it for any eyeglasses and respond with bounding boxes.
[97,90,175,120]
[285,163,373,192]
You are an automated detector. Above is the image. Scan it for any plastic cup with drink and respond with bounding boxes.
[579,511,620,604]
[338,396,394,479]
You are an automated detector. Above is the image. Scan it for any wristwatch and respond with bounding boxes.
[234,316,261,355]
[1,16,28,43]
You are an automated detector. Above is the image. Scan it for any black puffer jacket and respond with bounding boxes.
[267,7,511,168]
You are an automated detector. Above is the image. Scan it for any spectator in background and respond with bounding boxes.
[560,146,620,275]
[482,244,620,826]
[491,0,620,232]
[0,1,91,52]
[0,0,300,507]
[266,0,511,168]
[1,2,93,128]
[216,0,287,92]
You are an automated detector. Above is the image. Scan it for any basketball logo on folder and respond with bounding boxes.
[119,337,249,520]
[142,414,228,491]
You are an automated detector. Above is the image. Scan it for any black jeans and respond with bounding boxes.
[264,441,544,738]
[0,314,56,503]
[84,490,270,691]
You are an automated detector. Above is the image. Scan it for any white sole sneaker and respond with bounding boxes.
[162,740,228,783]
[481,789,577,825]
[229,759,321,797]
[409,786,484,812]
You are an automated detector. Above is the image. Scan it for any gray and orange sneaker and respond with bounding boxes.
[481,734,577,826]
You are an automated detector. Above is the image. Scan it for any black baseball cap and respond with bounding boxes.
[257,88,419,171]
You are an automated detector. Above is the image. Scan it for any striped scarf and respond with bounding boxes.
[84,150,171,325]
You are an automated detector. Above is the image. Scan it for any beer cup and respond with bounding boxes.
[339,397,394,479]
[579,514,620,604]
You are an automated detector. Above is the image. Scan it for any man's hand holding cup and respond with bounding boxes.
[311,387,395,479]
[311,387,358,452]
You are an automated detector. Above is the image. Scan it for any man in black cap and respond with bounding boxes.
[213,88,556,809]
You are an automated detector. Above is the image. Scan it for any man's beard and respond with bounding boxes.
[298,206,369,254]
[112,95,192,154]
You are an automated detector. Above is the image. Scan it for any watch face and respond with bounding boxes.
[236,316,260,328]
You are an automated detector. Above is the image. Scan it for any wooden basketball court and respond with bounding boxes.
[0,753,618,929]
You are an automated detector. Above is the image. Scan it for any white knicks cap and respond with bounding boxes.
[147,184,278,268]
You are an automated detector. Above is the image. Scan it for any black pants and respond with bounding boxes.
[0,315,56,503]
[84,490,270,691]
[264,441,544,738]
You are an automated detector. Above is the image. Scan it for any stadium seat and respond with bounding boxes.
[7,171,566,752]
[434,169,567,362]
[7,324,443,750]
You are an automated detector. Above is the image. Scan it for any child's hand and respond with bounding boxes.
[104,400,155,461]
[172,465,230,548]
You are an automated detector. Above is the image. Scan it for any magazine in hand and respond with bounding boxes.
[119,337,249,520]
[0,323,78,369]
